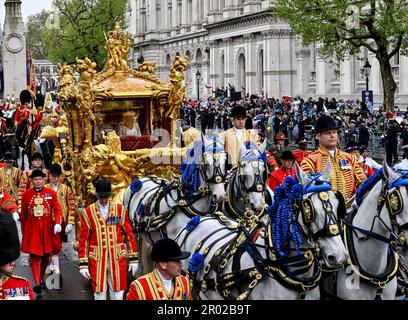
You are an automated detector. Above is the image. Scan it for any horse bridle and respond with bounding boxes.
[293,175,342,241]
[238,160,266,194]
[198,138,227,185]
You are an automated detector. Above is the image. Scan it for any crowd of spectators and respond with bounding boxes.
[180,91,408,165]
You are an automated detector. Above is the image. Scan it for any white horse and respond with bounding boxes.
[128,160,349,299]
[223,143,272,222]
[334,161,408,300]
[123,135,227,275]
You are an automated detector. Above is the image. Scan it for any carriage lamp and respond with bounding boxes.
[363,59,372,91]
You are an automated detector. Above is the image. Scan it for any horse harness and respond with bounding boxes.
[343,177,408,300]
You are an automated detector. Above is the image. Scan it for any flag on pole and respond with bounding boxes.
[26,55,36,99]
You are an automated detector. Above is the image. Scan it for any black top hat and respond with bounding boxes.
[31,152,43,160]
[19,90,32,105]
[231,105,247,118]
[151,238,190,262]
[0,211,20,265]
[94,178,113,197]
[345,141,361,153]
[314,115,339,134]
[30,169,46,179]
[34,93,45,107]
[3,151,13,163]
[281,150,295,161]
[49,163,62,175]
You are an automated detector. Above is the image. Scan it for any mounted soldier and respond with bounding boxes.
[301,115,366,205]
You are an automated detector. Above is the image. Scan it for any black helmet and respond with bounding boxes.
[34,93,45,107]
[345,141,361,153]
[314,115,339,134]
[19,90,32,105]
[49,163,62,175]
[231,105,247,118]
[94,178,113,197]
[0,211,20,265]
[3,151,13,163]
[151,238,190,262]
[281,150,295,161]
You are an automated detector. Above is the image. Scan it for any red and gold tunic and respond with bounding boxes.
[20,187,63,256]
[18,169,50,209]
[78,201,138,293]
[0,167,22,202]
[301,146,367,201]
[45,183,76,226]
[14,105,30,125]
[126,269,191,300]
[0,187,18,215]
[0,275,34,300]
[292,149,313,165]
[267,167,296,191]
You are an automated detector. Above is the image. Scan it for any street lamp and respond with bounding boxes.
[195,70,201,101]
[363,59,372,91]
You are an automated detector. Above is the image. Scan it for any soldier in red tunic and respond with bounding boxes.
[267,150,296,191]
[126,238,191,300]
[78,178,138,300]
[0,211,34,300]
[20,169,63,294]
[292,137,313,165]
[14,90,32,127]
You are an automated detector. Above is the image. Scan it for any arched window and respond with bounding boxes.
[237,53,246,93]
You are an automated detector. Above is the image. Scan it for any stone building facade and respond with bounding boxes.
[128,0,408,106]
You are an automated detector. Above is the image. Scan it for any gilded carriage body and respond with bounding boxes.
[50,24,196,207]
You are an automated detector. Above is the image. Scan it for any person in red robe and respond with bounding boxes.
[20,169,62,294]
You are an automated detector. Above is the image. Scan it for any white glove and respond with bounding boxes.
[54,224,62,234]
[65,224,74,234]
[12,211,19,222]
[79,268,91,280]
[128,263,139,276]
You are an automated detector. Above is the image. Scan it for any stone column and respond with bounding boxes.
[223,0,235,19]
[171,0,178,36]
[181,0,188,34]
[340,54,353,94]
[400,55,408,94]
[296,47,311,96]
[224,38,234,90]
[369,54,382,95]
[3,0,27,97]
[244,33,257,94]
[147,0,157,32]
[243,0,260,14]
[209,40,218,93]
[191,0,198,31]
[315,51,331,96]
[268,30,282,98]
